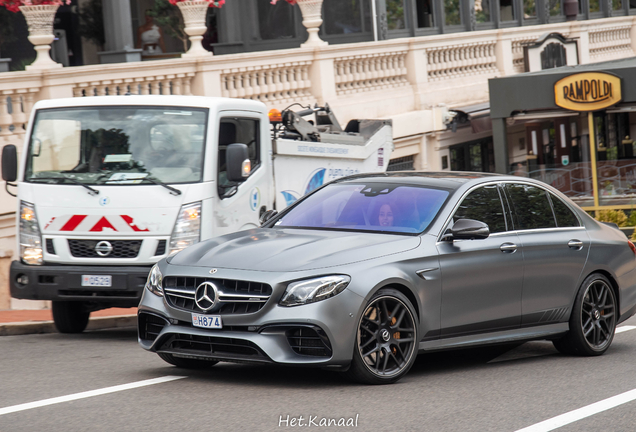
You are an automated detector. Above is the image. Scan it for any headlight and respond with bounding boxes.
[280,275,350,307]
[19,201,42,265]
[169,202,201,255]
[145,264,163,297]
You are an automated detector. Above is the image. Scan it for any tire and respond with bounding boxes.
[158,353,219,369]
[345,288,418,385]
[553,273,617,356]
[52,301,90,334]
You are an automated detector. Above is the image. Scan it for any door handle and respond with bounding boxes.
[500,243,517,253]
[568,240,583,249]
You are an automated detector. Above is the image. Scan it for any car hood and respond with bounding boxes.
[168,228,421,272]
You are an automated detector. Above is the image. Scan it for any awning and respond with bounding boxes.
[449,102,491,133]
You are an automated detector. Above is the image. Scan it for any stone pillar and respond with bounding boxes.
[98,0,142,64]
[309,53,337,106]
[493,117,509,174]
[495,35,514,76]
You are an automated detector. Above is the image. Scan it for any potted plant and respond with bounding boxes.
[168,0,224,58]
[0,0,70,70]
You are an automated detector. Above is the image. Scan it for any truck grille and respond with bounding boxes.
[68,239,142,258]
[163,277,272,315]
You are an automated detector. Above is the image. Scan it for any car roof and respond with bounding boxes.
[335,171,507,191]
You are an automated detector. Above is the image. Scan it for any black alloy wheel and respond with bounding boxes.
[553,274,617,356]
[346,288,418,384]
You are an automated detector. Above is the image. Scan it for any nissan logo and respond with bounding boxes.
[95,241,113,257]
[195,281,218,312]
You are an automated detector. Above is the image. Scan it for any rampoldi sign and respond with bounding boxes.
[554,72,622,111]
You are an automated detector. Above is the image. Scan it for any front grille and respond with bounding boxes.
[68,239,142,258]
[160,333,265,359]
[154,240,167,256]
[163,277,272,315]
[138,312,168,342]
[286,327,332,357]
[45,239,56,255]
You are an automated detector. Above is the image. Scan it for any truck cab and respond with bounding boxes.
[1,95,392,333]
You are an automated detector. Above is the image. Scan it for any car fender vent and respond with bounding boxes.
[138,312,169,342]
[286,326,332,357]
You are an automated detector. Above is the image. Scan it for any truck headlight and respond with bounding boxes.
[280,275,350,307]
[145,264,163,297]
[169,202,201,255]
[19,201,43,265]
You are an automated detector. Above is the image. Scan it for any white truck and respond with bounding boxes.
[1,95,393,333]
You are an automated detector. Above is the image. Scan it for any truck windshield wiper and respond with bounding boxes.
[28,176,100,196]
[139,177,182,196]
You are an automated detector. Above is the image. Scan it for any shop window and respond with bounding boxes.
[505,184,557,230]
[444,0,462,25]
[256,0,296,40]
[453,185,507,233]
[476,0,491,22]
[450,139,495,172]
[500,0,516,21]
[323,0,371,35]
[415,0,435,27]
[387,0,407,30]
[523,0,537,18]
[387,155,415,171]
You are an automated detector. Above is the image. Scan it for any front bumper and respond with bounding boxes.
[138,279,365,368]
[10,260,150,307]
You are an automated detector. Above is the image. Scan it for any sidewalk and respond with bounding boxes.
[0,307,137,336]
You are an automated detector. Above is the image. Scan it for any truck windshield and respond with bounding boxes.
[24,106,208,185]
[276,183,450,234]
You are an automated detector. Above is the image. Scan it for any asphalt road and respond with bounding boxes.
[2,317,636,432]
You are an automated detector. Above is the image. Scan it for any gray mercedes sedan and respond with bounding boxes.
[138,172,636,384]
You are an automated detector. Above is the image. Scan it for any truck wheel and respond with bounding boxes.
[158,353,219,369]
[52,301,90,334]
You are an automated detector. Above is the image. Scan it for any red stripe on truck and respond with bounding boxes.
[60,215,87,231]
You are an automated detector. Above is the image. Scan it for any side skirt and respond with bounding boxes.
[418,323,569,352]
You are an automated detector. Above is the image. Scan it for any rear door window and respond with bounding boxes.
[505,183,556,230]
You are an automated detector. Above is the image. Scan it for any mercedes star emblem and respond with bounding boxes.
[195,281,218,312]
[95,241,113,257]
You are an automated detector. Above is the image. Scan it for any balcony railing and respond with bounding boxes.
[0,16,635,215]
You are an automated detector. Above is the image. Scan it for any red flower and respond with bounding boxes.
[0,0,71,11]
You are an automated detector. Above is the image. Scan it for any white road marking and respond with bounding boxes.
[0,375,186,416]
[514,387,636,432]
[615,325,636,334]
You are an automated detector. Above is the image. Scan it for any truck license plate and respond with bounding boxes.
[81,275,112,287]
[192,314,222,329]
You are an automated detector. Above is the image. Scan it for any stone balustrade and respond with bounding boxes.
[0,16,636,216]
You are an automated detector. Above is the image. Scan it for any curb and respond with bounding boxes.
[0,315,137,336]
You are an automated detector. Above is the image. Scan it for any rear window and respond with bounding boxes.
[276,183,450,234]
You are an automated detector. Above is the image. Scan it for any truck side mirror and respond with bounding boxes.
[2,144,17,182]
[260,209,278,226]
[226,143,250,182]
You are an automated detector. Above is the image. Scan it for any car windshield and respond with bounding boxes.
[276,182,450,234]
[24,106,208,185]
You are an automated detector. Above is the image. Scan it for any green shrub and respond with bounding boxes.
[596,209,628,227]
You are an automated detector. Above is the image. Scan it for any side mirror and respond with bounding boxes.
[2,144,17,182]
[260,209,278,226]
[451,219,490,240]
[226,143,250,182]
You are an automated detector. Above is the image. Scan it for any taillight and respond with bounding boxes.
[628,240,636,255]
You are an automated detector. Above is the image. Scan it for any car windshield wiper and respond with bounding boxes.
[28,176,100,196]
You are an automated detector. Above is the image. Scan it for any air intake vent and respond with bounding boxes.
[286,327,332,357]
[155,240,167,256]
[138,312,168,342]
[45,239,56,255]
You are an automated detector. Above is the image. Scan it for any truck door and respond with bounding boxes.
[214,114,270,236]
